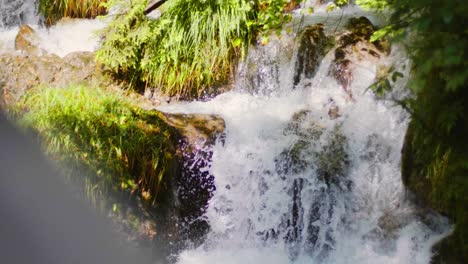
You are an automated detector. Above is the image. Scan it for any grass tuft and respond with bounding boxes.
[13,85,175,205]
[39,0,108,25]
[96,0,296,97]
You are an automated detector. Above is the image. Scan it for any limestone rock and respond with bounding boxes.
[0,51,107,108]
[15,24,44,56]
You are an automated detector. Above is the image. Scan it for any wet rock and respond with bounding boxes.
[161,113,225,151]
[327,101,341,120]
[294,24,330,85]
[15,25,44,56]
[276,111,350,188]
[160,112,225,245]
[317,127,350,187]
[276,110,324,175]
[329,17,391,98]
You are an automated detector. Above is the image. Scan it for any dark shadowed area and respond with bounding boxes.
[0,114,157,264]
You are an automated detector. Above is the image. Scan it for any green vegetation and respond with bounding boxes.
[359,0,468,262]
[402,121,467,263]
[13,85,175,205]
[96,0,299,97]
[39,0,107,25]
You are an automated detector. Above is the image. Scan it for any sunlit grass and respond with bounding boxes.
[13,85,175,205]
[39,0,107,25]
[97,0,254,97]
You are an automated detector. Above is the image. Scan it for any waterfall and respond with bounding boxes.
[159,13,451,264]
[0,0,38,28]
[0,1,452,263]
[0,0,105,56]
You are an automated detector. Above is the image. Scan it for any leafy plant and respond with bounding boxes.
[96,0,299,97]
[13,85,175,205]
[361,0,468,261]
[39,0,108,25]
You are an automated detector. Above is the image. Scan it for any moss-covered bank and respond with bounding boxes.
[13,85,177,206]
[402,120,468,263]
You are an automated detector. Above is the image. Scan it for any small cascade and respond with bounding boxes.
[0,0,105,56]
[0,0,38,28]
[159,9,451,264]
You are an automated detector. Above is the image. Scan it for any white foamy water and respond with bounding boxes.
[0,0,106,57]
[159,16,451,264]
[0,1,451,263]
[0,0,36,28]
[0,19,106,57]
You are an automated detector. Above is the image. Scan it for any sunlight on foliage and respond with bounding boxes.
[96,0,298,97]
[39,0,108,25]
[363,0,468,260]
[14,85,175,205]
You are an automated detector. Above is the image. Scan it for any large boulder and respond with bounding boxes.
[328,17,390,98]
[0,51,106,108]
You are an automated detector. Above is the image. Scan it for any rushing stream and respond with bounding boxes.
[0,1,452,263]
[158,10,451,264]
[0,0,104,57]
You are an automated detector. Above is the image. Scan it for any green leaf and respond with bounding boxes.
[232,38,242,48]
[370,26,391,42]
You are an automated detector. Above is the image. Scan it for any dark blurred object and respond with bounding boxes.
[0,114,153,264]
[144,0,167,15]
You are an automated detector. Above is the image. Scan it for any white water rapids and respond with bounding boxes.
[0,1,451,263]
[0,0,105,57]
[159,19,451,264]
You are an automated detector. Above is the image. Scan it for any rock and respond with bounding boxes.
[329,17,390,98]
[0,51,107,109]
[276,110,350,188]
[161,113,225,151]
[317,126,350,187]
[160,112,225,245]
[15,25,44,56]
[327,104,340,120]
[294,24,330,85]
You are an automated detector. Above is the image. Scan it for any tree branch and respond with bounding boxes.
[144,0,168,15]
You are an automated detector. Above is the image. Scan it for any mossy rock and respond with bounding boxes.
[328,17,391,95]
[402,120,468,263]
[294,24,331,85]
[276,110,350,188]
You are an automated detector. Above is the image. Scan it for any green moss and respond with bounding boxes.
[13,85,176,205]
[402,120,468,263]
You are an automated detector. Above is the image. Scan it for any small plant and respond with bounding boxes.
[39,0,108,25]
[14,85,175,205]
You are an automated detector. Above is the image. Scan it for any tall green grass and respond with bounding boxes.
[39,0,107,25]
[14,85,175,205]
[96,0,295,97]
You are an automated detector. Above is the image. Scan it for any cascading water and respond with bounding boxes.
[0,1,452,263]
[159,12,452,264]
[0,0,105,56]
[0,0,37,28]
